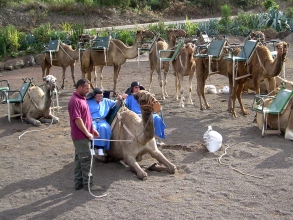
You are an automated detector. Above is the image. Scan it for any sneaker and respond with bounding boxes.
[84,184,103,191]
[94,148,105,156]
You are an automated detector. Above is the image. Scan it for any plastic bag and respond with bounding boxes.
[203,126,222,153]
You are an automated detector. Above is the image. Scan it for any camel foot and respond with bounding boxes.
[242,110,249,116]
[148,162,168,172]
[137,170,148,180]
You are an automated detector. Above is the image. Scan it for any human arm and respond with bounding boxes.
[75,118,94,140]
[115,94,128,106]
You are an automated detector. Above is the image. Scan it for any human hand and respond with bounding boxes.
[93,129,100,138]
[121,94,128,100]
[86,132,93,140]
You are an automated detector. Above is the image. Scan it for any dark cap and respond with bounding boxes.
[125,81,145,95]
[86,87,103,99]
[93,88,103,95]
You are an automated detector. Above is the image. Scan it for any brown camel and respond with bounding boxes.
[81,30,154,92]
[148,28,187,99]
[172,42,196,107]
[41,42,80,89]
[98,90,176,180]
[195,40,242,111]
[9,75,59,126]
[256,97,293,140]
[243,76,293,94]
[229,41,289,117]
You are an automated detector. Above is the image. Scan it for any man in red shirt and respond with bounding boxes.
[68,78,101,191]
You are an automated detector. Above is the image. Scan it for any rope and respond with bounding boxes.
[59,44,74,61]
[87,143,108,198]
[218,144,263,179]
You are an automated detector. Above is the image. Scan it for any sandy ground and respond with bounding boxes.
[1,38,293,219]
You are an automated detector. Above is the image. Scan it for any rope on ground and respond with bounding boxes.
[218,144,263,179]
[88,144,107,198]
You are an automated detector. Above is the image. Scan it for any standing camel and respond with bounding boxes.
[81,30,154,93]
[41,42,80,89]
[195,40,241,111]
[172,42,196,107]
[229,41,289,117]
[148,29,187,99]
[102,90,176,180]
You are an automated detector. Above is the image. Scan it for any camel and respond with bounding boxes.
[229,41,289,117]
[41,42,81,89]
[243,76,293,94]
[255,97,293,140]
[81,30,154,93]
[172,42,196,107]
[99,90,176,180]
[148,28,187,99]
[195,39,242,111]
[9,75,59,126]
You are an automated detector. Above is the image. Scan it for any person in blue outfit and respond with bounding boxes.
[123,81,166,145]
[87,88,124,156]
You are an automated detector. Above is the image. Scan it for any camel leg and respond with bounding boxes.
[113,64,121,96]
[26,112,41,126]
[98,66,104,89]
[162,63,169,98]
[148,149,176,174]
[61,66,66,89]
[156,66,165,100]
[124,155,147,180]
[149,68,155,92]
[267,77,276,96]
[179,74,185,108]
[39,114,59,124]
[227,74,234,113]
[174,72,179,100]
[236,80,249,116]
[230,83,239,117]
[187,72,195,105]
[197,82,209,110]
[70,64,76,87]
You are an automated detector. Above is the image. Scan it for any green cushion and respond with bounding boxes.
[195,40,225,58]
[0,87,9,91]
[91,36,111,50]
[265,89,293,114]
[105,102,122,125]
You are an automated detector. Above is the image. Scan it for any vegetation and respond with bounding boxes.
[0,0,292,59]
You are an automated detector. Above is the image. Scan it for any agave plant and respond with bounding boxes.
[260,9,290,32]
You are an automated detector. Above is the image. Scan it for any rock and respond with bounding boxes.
[34,54,42,65]
[4,59,25,70]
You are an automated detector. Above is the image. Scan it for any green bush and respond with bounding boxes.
[147,0,170,11]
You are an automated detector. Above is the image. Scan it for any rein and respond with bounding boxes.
[59,44,75,61]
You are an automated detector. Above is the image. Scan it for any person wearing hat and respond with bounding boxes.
[87,87,125,156]
[124,81,166,145]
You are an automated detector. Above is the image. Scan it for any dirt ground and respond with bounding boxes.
[1,36,293,219]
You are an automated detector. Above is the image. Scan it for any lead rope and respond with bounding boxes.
[218,144,263,179]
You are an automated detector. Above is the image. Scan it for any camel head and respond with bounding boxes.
[167,28,186,42]
[276,41,290,62]
[248,30,265,43]
[185,42,196,55]
[79,34,93,43]
[134,90,161,113]
[43,75,57,92]
[137,30,154,41]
